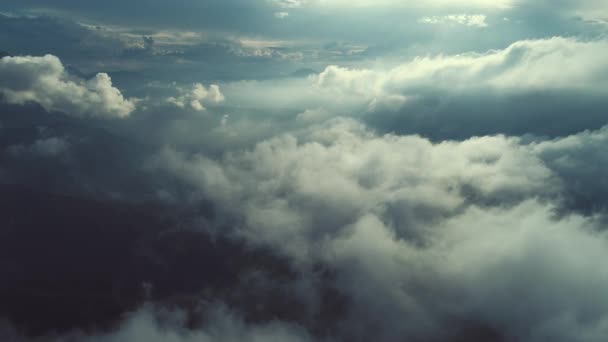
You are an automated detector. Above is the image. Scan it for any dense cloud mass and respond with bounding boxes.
[1,1,608,342]
[148,119,608,340]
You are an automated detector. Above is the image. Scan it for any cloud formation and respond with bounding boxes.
[167,83,225,112]
[212,37,608,140]
[315,37,608,107]
[149,118,608,341]
[2,1,608,341]
[0,54,135,118]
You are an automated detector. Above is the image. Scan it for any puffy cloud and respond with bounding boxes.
[167,83,225,112]
[150,117,608,341]
[0,54,135,118]
[217,37,608,140]
[324,200,608,341]
[220,37,605,138]
[152,118,556,257]
[315,37,608,106]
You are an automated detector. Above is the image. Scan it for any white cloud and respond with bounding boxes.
[274,11,290,19]
[153,118,556,258]
[218,37,608,129]
[167,83,225,111]
[295,108,332,124]
[419,14,488,27]
[0,54,135,118]
[314,37,608,111]
[150,116,608,340]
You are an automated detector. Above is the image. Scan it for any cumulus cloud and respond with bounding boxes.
[324,200,608,341]
[153,118,551,255]
[167,83,225,111]
[0,54,135,118]
[216,37,608,140]
[149,116,608,341]
[315,37,608,108]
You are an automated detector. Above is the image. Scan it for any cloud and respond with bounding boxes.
[270,0,308,9]
[274,12,290,19]
[1,304,312,342]
[152,118,553,256]
[325,199,608,341]
[533,126,608,216]
[0,54,135,118]
[315,37,608,103]
[81,305,312,342]
[6,137,70,157]
[419,14,488,27]
[214,37,608,139]
[167,83,225,112]
[149,116,608,341]
[2,2,608,342]
[4,112,608,341]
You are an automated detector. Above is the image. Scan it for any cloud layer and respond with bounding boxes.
[2,1,608,341]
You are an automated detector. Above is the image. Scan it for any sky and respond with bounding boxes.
[1,1,608,341]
